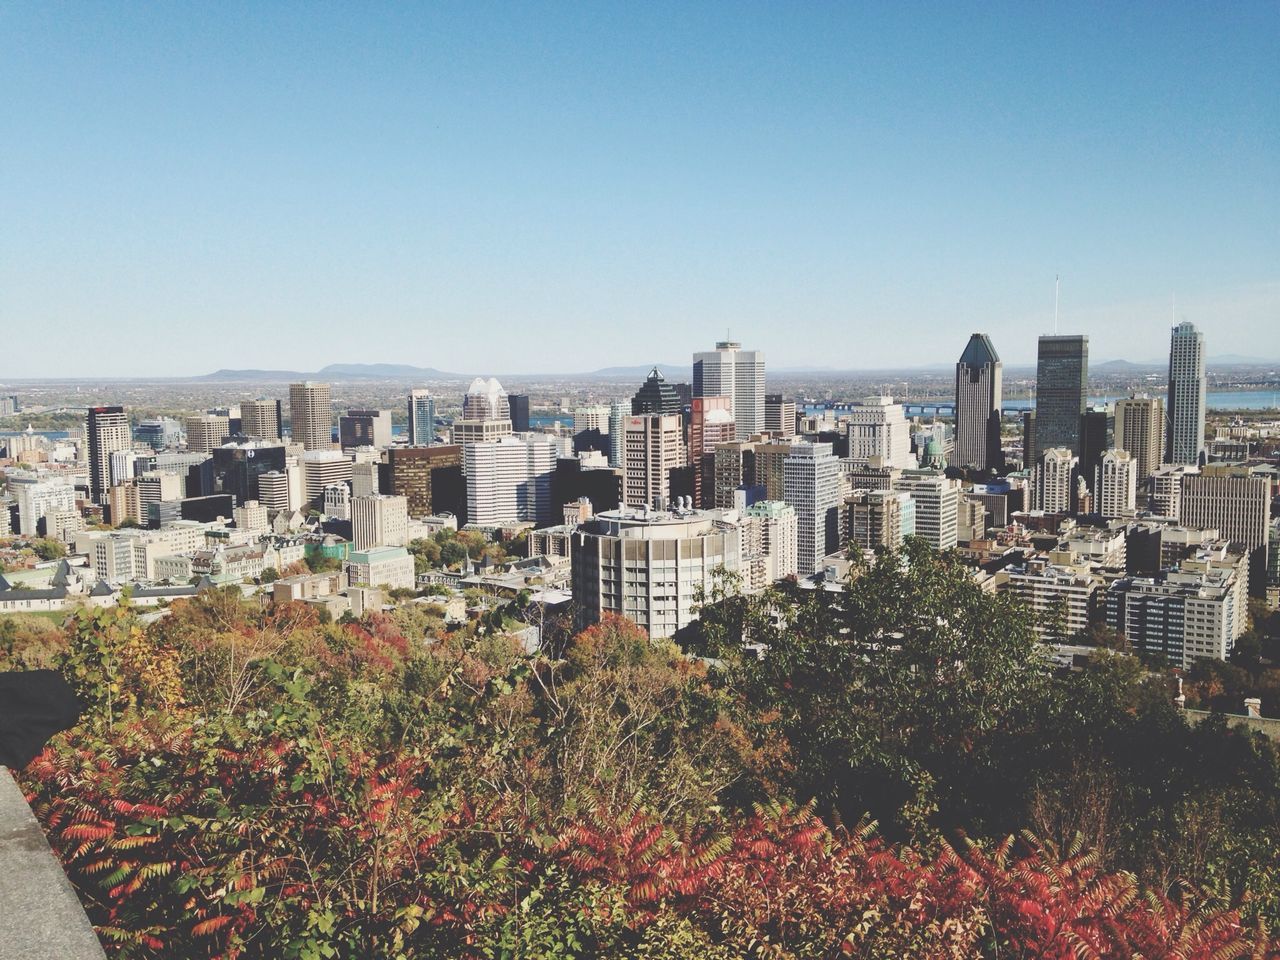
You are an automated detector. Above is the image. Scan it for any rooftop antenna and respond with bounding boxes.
[1054,274,1060,335]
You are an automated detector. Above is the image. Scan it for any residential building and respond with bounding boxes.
[954,333,1003,471]
[743,500,799,586]
[783,441,842,574]
[571,506,743,638]
[574,405,612,435]
[289,382,333,450]
[1106,551,1248,666]
[1035,448,1078,514]
[607,400,627,468]
[1166,321,1207,466]
[407,389,437,445]
[1150,464,1192,519]
[999,558,1105,641]
[848,489,915,552]
[1095,449,1137,519]
[87,405,131,505]
[8,473,76,536]
[693,340,765,438]
[893,469,959,550]
[1033,335,1088,459]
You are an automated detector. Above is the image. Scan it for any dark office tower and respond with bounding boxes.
[954,334,1003,471]
[386,445,464,518]
[1166,321,1206,466]
[508,394,531,433]
[1021,411,1036,470]
[209,443,287,506]
[1033,335,1088,460]
[631,367,682,416]
[1079,407,1112,494]
[87,406,131,505]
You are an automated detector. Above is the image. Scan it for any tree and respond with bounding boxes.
[32,537,67,561]
[259,566,280,584]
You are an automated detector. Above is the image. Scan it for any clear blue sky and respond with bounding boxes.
[2,2,1277,376]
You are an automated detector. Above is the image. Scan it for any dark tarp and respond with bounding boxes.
[0,671,83,769]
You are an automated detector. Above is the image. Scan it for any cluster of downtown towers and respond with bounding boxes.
[955,322,1208,474]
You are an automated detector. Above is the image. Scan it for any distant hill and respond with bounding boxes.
[1093,359,1162,373]
[589,364,691,379]
[317,363,464,379]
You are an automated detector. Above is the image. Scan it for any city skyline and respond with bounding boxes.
[2,3,1277,377]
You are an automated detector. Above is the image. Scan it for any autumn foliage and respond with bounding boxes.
[5,561,1280,957]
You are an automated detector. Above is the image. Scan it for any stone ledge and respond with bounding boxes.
[0,766,106,959]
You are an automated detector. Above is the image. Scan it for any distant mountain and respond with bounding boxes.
[1093,359,1162,373]
[317,363,465,379]
[198,364,467,382]
[588,364,691,379]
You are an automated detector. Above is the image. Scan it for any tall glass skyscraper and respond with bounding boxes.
[1166,321,1206,466]
[408,389,436,446]
[1033,335,1088,461]
[693,340,765,439]
[953,333,1003,471]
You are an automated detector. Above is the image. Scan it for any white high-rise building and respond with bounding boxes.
[571,506,749,639]
[1095,449,1137,519]
[1181,465,1271,553]
[454,377,513,443]
[257,471,291,512]
[693,340,765,439]
[302,450,354,508]
[8,473,77,536]
[743,500,799,587]
[844,397,913,469]
[783,441,841,575]
[1166,321,1206,466]
[351,493,409,549]
[893,470,960,551]
[351,461,380,498]
[1114,396,1164,483]
[1035,448,1078,514]
[464,434,559,526]
[1150,464,1193,519]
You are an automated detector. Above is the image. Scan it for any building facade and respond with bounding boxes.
[1166,321,1207,466]
[693,340,765,438]
[954,333,1003,471]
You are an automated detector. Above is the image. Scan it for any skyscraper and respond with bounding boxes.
[623,414,685,508]
[689,397,736,508]
[954,334,1003,471]
[86,405,131,505]
[764,394,797,436]
[455,377,513,443]
[631,368,682,416]
[1166,321,1206,466]
[241,399,283,441]
[185,414,231,454]
[407,389,436,446]
[289,382,333,451]
[608,400,627,468]
[1033,335,1088,460]
[845,397,912,469]
[693,340,765,439]
[508,394,531,433]
[339,409,393,450]
[783,441,841,575]
[1114,396,1164,483]
[1095,449,1137,519]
